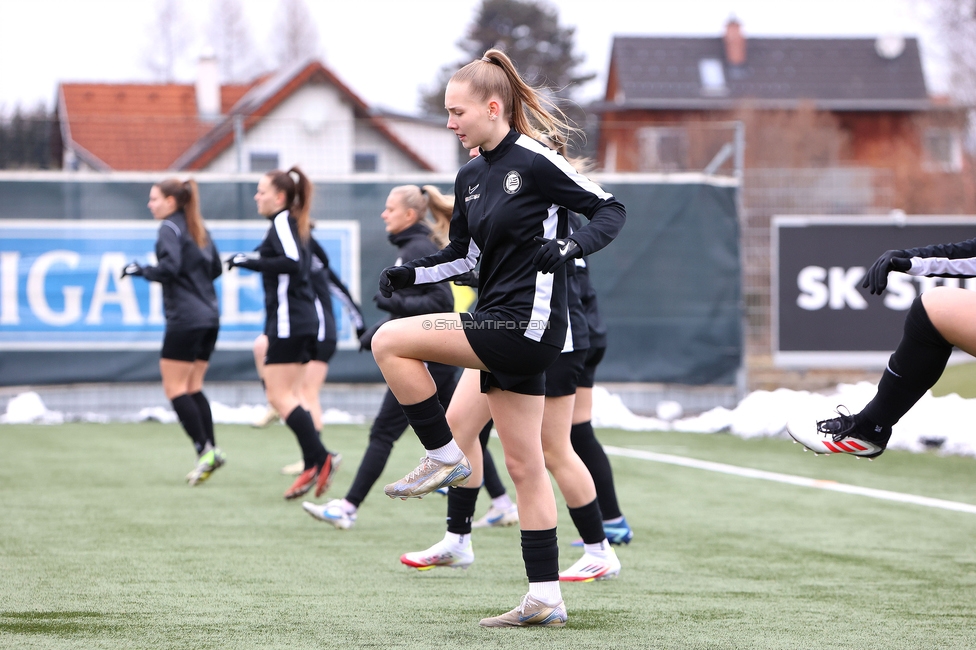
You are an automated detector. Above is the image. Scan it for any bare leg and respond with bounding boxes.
[302,360,329,431]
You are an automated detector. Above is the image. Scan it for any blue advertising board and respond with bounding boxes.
[0,220,360,350]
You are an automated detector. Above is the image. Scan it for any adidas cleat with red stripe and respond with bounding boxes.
[559,547,620,582]
[400,537,474,571]
[787,410,889,459]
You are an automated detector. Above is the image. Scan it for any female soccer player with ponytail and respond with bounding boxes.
[227,167,340,500]
[122,179,224,485]
[371,49,625,627]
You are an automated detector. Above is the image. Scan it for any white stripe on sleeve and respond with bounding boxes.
[414,238,482,284]
[274,210,300,261]
[909,256,976,277]
[277,274,291,338]
[525,205,560,342]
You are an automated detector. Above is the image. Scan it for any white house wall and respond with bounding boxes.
[206,83,355,175]
[382,118,463,173]
[352,121,425,174]
[205,83,430,175]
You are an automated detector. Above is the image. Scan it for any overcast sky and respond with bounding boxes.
[0,0,941,116]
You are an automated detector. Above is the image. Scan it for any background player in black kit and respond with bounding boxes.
[121,178,224,486]
[370,49,625,627]
[227,167,340,500]
[301,184,463,529]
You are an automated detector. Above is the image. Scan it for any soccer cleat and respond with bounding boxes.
[479,594,567,628]
[313,452,342,498]
[186,448,224,486]
[302,499,357,530]
[284,466,319,500]
[472,503,519,528]
[400,537,474,570]
[559,547,621,582]
[280,460,304,475]
[435,486,449,496]
[787,410,889,458]
[571,517,634,546]
[384,456,472,499]
[252,405,280,428]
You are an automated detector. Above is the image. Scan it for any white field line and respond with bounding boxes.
[603,445,976,515]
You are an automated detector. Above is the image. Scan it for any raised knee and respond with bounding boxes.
[370,323,396,361]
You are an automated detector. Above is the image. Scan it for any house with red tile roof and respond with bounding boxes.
[56,57,461,175]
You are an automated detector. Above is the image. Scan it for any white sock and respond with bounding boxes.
[444,531,468,551]
[528,581,562,606]
[491,494,513,510]
[340,499,357,515]
[426,439,464,464]
[584,539,610,557]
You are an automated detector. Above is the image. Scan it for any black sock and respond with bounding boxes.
[446,486,480,535]
[171,394,206,455]
[860,296,952,437]
[190,391,215,447]
[521,528,559,583]
[479,421,507,499]
[285,406,327,470]
[571,422,622,520]
[400,394,453,450]
[568,498,606,545]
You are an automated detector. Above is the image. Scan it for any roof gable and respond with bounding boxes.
[605,35,930,111]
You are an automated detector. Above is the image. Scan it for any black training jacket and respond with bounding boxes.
[569,212,606,349]
[903,237,976,278]
[309,237,364,343]
[141,211,221,331]
[403,129,625,349]
[375,222,453,318]
[248,210,318,339]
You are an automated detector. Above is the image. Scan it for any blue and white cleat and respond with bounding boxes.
[571,516,634,546]
[472,503,519,528]
[302,499,357,530]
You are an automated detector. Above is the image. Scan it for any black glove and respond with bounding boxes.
[378,266,414,298]
[452,269,479,287]
[120,262,144,279]
[358,320,384,352]
[532,236,580,273]
[227,252,260,271]
[862,249,912,295]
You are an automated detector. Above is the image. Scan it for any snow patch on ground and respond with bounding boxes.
[5,383,976,457]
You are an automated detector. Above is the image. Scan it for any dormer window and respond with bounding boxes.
[699,58,727,96]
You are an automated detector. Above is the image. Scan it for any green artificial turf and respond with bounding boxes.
[2,422,976,649]
[932,361,976,399]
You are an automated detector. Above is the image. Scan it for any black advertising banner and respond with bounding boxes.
[774,216,976,367]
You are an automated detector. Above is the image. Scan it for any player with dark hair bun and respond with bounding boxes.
[227,167,340,500]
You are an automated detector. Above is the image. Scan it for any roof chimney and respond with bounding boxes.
[195,47,220,119]
[724,18,746,66]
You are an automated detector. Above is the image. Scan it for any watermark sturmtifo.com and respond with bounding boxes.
[421,319,550,331]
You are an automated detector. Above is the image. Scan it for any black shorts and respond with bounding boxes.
[315,337,337,364]
[161,327,218,362]
[544,349,587,397]
[460,312,562,396]
[576,346,606,389]
[266,334,317,365]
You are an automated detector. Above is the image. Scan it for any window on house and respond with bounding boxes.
[249,152,279,173]
[698,59,727,96]
[636,127,689,172]
[923,128,962,173]
[354,152,378,172]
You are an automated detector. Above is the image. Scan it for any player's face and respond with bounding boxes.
[147,186,176,220]
[254,175,286,217]
[445,81,496,150]
[381,192,417,235]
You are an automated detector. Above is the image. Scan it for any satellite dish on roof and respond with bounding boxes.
[875,34,905,59]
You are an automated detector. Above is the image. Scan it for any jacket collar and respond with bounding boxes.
[388,222,431,247]
[479,128,520,163]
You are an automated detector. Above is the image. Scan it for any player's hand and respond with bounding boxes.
[120,262,143,279]
[532,236,581,273]
[452,269,479,287]
[227,252,260,270]
[862,249,911,295]
[378,266,414,298]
